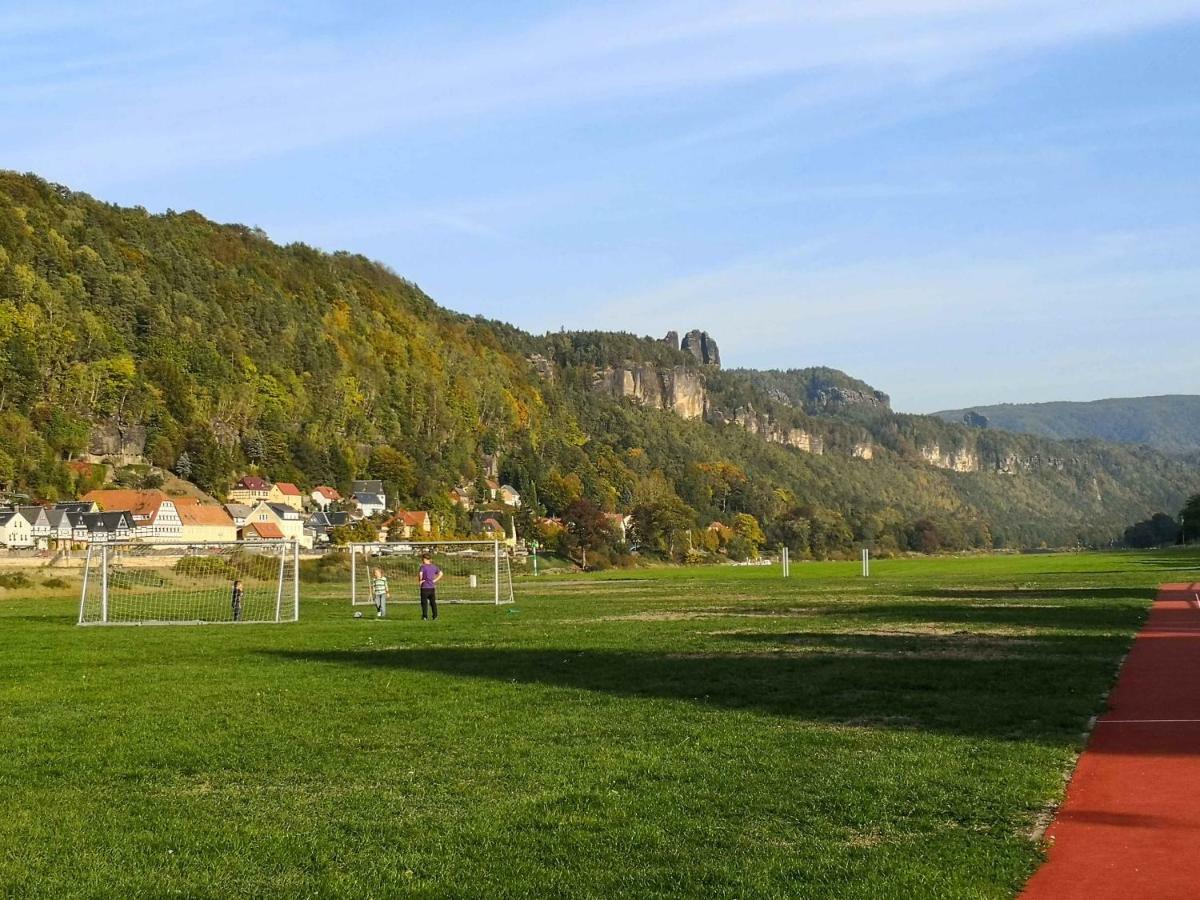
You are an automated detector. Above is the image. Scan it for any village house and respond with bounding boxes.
[449,486,475,511]
[16,507,52,549]
[82,490,183,540]
[268,481,304,512]
[240,521,285,542]
[499,485,522,508]
[603,513,633,543]
[223,503,252,527]
[44,508,75,546]
[243,500,310,548]
[310,486,341,510]
[305,511,333,545]
[351,480,386,517]
[176,500,237,543]
[228,475,272,505]
[381,510,432,541]
[0,510,34,548]
[81,511,136,542]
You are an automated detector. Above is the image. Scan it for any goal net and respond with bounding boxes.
[78,541,299,626]
[350,541,515,606]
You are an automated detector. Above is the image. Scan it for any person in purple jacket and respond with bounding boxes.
[418,553,443,620]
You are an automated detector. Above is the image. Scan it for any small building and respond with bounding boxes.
[603,513,632,542]
[269,482,304,512]
[244,501,310,548]
[0,510,33,548]
[499,485,522,508]
[449,487,475,511]
[176,501,237,543]
[81,511,136,542]
[45,508,75,546]
[240,521,285,542]
[224,503,252,528]
[229,475,272,505]
[82,490,183,540]
[17,506,52,549]
[310,486,341,510]
[352,492,386,518]
[382,510,432,541]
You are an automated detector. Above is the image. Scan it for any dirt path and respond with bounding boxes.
[1022,583,1200,899]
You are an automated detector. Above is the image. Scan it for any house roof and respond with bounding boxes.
[353,492,384,505]
[244,521,285,539]
[326,511,350,526]
[275,482,301,496]
[352,479,384,494]
[0,511,19,526]
[81,490,173,523]
[481,517,503,530]
[54,501,96,513]
[177,503,235,527]
[45,509,71,528]
[313,486,341,500]
[82,511,134,533]
[17,506,49,525]
[265,502,299,518]
[236,475,271,491]
[388,510,430,527]
[307,511,331,527]
[224,503,251,517]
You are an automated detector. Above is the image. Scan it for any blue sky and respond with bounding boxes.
[3,1,1199,411]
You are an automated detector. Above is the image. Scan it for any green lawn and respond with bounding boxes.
[3,549,1198,898]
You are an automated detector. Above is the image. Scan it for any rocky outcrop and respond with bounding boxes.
[962,410,989,429]
[593,365,706,419]
[711,404,823,454]
[661,331,680,352]
[919,444,980,473]
[808,383,888,413]
[681,330,720,367]
[86,419,146,464]
[852,443,874,460]
[528,354,556,382]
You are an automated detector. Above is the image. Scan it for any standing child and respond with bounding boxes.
[418,553,442,620]
[371,567,390,617]
[231,579,244,622]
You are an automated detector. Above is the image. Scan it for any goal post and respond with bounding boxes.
[78,540,300,626]
[350,540,515,606]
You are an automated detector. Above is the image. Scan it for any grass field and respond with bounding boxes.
[3,549,1199,898]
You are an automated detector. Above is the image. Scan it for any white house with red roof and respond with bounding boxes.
[310,485,341,510]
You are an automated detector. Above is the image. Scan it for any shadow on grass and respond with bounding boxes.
[846,601,1147,632]
[910,587,1155,601]
[268,631,1126,744]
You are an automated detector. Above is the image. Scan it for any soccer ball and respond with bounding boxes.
[353,611,363,619]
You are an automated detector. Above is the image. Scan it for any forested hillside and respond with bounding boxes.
[1,172,1196,556]
[935,396,1200,455]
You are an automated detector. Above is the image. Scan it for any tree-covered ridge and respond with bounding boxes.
[1,171,1196,557]
[934,395,1200,455]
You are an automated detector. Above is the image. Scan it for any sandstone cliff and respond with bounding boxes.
[593,365,707,419]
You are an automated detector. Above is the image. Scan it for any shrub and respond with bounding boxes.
[42,576,70,589]
[0,572,33,590]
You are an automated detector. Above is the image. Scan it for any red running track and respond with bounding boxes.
[1022,583,1200,899]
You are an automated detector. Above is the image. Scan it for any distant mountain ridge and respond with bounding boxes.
[935,396,1200,455]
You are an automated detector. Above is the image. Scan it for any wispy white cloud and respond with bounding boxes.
[5,0,1198,184]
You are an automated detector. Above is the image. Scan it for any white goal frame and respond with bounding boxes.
[350,540,515,606]
[78,540,300,626]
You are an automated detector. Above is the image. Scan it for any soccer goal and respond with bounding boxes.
[78,540,300,626]
[349,540,515,606]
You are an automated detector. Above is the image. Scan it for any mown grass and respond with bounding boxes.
[2,549,1198,898]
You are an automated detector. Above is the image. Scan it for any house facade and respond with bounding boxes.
[229,476,271,505]
[244,501,310,548]
[176,501,237,543]
[82,490,183,540]
[310,486,341,510]
[269,482,304,512]
[382,510,432,541]
[0,510,33,548]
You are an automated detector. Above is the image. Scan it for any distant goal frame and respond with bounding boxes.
[349,540,515,606]
[78,539,300,626]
